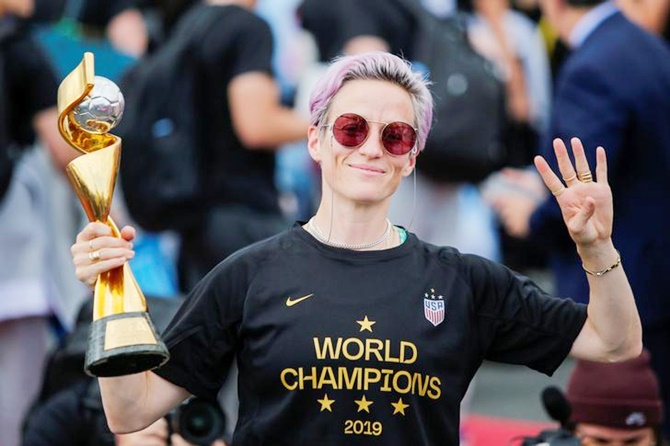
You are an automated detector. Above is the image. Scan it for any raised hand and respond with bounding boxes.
[534,137,613,248]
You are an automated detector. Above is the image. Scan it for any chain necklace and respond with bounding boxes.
[308,218,392,250]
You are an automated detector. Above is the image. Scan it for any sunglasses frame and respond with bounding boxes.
[321,113,418,156]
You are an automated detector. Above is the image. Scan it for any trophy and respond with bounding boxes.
[57,52,169,377]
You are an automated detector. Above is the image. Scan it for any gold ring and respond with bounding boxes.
[552,186,566,197]
[562,174,577,183]
[578,171,593,183]
[89,250,101,262]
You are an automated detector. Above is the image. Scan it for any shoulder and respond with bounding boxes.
[557,18,665,101]
[570,13,669,71]
[171,230,293,326]
[193,5,272,70]
[206,229,294,280]
[199,4,271,40]
[413,236,514,284]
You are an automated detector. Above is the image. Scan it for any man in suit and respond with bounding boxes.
[488,0,670,436]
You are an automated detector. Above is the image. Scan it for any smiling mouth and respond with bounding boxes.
[350,164,385,174]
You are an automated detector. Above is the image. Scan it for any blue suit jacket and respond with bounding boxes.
[529,12,670,325]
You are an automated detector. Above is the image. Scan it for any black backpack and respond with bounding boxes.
[117,8,220,232]
[399,0,507,183]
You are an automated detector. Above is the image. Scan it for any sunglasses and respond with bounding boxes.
[322,113,417,156]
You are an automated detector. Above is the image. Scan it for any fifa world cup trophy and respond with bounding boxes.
[57,52,169,376]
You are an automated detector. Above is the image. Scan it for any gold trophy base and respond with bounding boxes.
[85,311,170,377]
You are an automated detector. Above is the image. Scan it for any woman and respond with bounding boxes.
[70,51,641,445]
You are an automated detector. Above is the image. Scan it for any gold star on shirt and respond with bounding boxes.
[354,395,374,413]
[391,397,409,416]
[356,316,376,332]
[317,394,335,412]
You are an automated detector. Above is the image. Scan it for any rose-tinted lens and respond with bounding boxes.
[332,114,369,147]
[382,122,417,155]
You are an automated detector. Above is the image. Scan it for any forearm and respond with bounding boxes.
[99,373,155,433]
[229,72,309,149]
[243,107,309,150]
[99,371,189,434]
[577,239,642,360]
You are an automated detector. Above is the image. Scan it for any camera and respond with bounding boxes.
[521,428,581,445]
[168,397,226,445]
[517,386,581,446]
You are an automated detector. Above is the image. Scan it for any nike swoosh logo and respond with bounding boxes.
[286,293,315,307]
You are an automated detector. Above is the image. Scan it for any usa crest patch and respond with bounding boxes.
[424,289,446,326]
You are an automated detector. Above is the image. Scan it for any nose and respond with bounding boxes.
[357,124,385,158]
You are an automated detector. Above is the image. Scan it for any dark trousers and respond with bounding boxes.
[177,206,288,293]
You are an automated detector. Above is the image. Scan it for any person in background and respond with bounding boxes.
[468,0,552,153]
[486,0,670,436]
[22,380,228,446]
[22,297,227,446]
[0,1,91,445]
[467,0,553,274]
[75,0,148,58]
[256,0,318,222]
[73,0,200,57]
[178,0,309,293]
[616,0,670,37]
[111,0,309,293]
[69,50,641,445]
[566,349,665,445]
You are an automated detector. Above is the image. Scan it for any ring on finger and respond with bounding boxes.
[89,250,101,262]
[562,174,577,183]
[552,186,566,197]
[578,171,593,183]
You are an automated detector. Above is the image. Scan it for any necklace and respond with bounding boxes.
[308,218,392,250]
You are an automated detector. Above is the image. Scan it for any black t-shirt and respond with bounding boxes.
[155,224,587,445]
[180,4,279,214]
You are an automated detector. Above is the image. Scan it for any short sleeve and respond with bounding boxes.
[204,8,273,80]
[154,259,247,398]
[465,255,587,375]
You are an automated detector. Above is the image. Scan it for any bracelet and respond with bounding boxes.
[582,250,621,277]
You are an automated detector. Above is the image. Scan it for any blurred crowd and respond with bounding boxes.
[1,0,669,445]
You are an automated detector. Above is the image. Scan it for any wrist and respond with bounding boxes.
[577,240,620,275]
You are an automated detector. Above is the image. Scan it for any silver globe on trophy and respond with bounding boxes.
[57,52,169,377]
